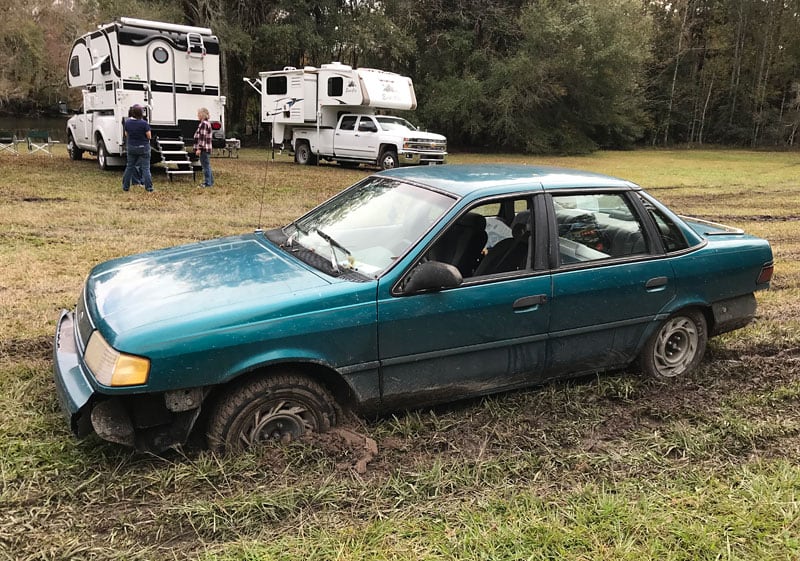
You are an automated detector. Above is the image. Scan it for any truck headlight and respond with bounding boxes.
[84,331,150,386]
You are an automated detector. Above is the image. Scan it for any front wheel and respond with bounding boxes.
[96,138,109,170]
[639,310,708,380]
[67,133,83,161]
[379,149,399,170]
[206,374,337,454]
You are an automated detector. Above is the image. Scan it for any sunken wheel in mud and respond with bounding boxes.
[206,374,337,454]
[639,309,708,380]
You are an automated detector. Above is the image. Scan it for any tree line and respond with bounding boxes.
[2,0,799,153]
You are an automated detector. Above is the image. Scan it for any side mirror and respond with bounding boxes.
[402,261,463,294]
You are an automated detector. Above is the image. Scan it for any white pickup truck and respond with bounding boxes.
[248,63,447,169]
[292,113,447,169]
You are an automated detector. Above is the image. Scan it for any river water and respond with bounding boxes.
[0,116,70,143]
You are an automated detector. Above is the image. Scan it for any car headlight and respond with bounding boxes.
[84,331,150,386]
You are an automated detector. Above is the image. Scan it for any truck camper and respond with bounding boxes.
[66,18,226,178]
[246,63,447,169]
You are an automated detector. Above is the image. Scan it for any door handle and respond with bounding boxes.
[513,294,548,309]
[645,276,668,289]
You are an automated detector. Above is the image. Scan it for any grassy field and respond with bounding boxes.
[1,147,798,560]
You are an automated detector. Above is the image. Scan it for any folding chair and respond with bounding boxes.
[0,130,20,156]
[26,130,54,157]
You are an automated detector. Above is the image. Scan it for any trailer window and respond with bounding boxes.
[266,76,287,95]
[69,56,80,77]
[152,47,169,64]
[328,77,344,97]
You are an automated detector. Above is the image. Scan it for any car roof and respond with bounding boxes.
[377,164,638,198]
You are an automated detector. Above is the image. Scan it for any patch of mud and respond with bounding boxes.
[0,335,51,361]
[305,427,379,474]
[692,214,800,223]
[21,196,69,203]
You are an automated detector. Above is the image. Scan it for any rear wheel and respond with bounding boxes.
[96,138,109,170]
[640,310,707,380]
[294,141,317,165]
[67,133,83,161]
[206,373,337,454]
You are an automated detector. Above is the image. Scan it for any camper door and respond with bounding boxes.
[146,40,177,125]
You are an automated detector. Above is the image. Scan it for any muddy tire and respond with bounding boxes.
[294,141,317,165]
[639,309,707,380]
[67,133,83,161]
[206,374,337,454]
[379,149,399,170]
[96,138,109,170]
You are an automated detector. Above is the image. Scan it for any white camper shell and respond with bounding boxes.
[248,63,446,169]
[66,18,226,177]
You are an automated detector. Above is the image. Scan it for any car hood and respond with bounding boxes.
[85,234,332,342]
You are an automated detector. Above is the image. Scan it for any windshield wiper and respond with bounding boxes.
[314,228,352,273]
[283,221,308,248]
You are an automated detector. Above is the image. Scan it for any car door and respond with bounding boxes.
[376,194,553,409]
[546,190,676,376]
[333,115,361,159]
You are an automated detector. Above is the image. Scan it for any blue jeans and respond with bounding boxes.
[199,150,213,186]
[123,145,152,191]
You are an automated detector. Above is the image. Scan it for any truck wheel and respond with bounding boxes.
[639,309,708,380]
[67,133,83,161]
[206,373,337,454]
[96,139,109,170]
[379,149,399,170]
[294,141,317,165]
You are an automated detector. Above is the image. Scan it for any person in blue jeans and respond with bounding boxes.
[193,107,214,187]
[122,105,153,192]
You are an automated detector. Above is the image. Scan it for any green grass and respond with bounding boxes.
[0,147,798,560]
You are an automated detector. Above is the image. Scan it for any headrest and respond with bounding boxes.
[456,212,487,229]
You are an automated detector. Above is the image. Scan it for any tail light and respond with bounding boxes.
[210,121,222,130]
[757,262,774,285]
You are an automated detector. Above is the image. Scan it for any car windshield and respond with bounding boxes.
[285,176,455,277]
[376,116,418,132]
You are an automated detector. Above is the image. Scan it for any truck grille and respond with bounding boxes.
[405,139,447,152]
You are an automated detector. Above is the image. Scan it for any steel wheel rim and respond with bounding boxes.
[238,400,314,447]
[297,145,308,163]
[381,154,396,169]
[67,137,75,156]
[653,316,698,377]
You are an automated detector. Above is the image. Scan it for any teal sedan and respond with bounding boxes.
[53,165,774,453]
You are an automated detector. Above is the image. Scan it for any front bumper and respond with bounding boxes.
[53,309,96,436]
[399,151,447,165]
[54,309,204,451]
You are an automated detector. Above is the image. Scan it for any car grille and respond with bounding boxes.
[75,289,94,351]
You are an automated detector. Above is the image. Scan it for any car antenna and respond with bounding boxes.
[255,152,270,233]
[256,105,287,234]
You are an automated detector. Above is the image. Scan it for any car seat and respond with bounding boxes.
[428,212,488,277]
